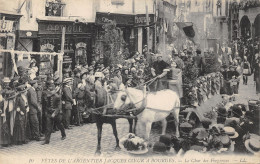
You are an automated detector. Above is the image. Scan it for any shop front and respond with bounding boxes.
[134,14,155,54]
[94,12,135,60]
[0,11,22,78]
[36,19,94,74]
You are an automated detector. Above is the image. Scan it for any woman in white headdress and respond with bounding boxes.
[28,59,38,80]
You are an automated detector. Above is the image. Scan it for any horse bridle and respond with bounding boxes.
[119,87,147,113]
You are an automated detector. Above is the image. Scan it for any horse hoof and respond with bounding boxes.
[95,150,101,156]
[115,146,121,151]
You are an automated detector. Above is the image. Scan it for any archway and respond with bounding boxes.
[254,14,260,38]
[240,15,251,39]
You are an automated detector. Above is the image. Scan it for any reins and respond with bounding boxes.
[91,75,160,114]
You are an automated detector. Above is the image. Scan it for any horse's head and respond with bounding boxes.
[113,88,132,111]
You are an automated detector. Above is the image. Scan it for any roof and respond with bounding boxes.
[0,9,23,16]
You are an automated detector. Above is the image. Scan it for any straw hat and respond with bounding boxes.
[245,138,260,155]
[223,127,239,139]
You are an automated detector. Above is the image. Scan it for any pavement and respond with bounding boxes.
[0,75,259,160]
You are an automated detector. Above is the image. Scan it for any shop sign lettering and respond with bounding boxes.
[38,22,89,34]
[96,13,135,25]
[135,17,151,24]
[135,14,154,25]
[46,24,83,33]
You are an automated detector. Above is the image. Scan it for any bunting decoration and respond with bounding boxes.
[27,54,31,61]
[17,53,24,61]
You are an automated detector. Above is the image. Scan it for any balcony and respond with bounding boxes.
[45,0,66,16]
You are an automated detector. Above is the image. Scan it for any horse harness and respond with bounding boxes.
[123,88,147,116]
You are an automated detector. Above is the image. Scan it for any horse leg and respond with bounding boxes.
[145,122,152,141]
[161,119,167,135]
[127,118,133,133]
[172,109,180,138]
[95,122,103,155]
[111,120,121,151]
[133,118,138,134]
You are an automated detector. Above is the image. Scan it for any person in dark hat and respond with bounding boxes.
[45,75,54,88]
[35,77,44,136]
[217,107,228,124]
[71,68,82,126]
[9,76,20,89]
[0,89,15,146]
[73,82,91,124]
[41,84,66,145]
[13,84,28,145]
[62,78,74,129]
[17,66,28,77]
[27,80,43,141]
[149,53,170,91]
[240,111,259,135]
[63,68,71,79]
[193,48,206,76]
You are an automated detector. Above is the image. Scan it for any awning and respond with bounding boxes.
[36,16,94,23]
[0,9,23,20]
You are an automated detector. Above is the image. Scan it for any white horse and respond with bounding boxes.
[113,87,180,140]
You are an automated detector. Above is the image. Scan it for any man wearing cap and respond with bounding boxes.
[62,78,74,129]
[27,80,43,141]
[42,84,66,145]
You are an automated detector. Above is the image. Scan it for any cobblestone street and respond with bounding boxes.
[0,75,259,159]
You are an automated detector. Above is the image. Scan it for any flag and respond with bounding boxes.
[26,0,32,22]
[175,22,198,44]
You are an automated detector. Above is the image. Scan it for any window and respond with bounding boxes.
[45,0,65,16]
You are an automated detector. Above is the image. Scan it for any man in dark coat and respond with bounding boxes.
[193,49,206,76]
[149,53,170,91]
[27,80,42,141]
[42,84,66,145]
[62,78,74,129]
[72,68,81,126]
